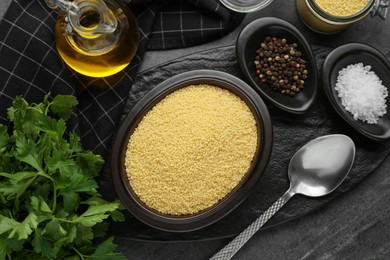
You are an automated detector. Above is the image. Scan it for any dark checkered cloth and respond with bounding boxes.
[0,0,244,157]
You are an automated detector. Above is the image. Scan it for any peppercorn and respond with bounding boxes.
[253,36,309,96]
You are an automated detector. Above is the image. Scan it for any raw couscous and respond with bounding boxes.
[314,0,368,17]
[124,84,258,215]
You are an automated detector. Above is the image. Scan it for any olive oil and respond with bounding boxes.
[51,0,139,78]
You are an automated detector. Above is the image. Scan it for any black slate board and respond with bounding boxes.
[102,44,390,241]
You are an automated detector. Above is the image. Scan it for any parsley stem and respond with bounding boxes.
[72,247,86,260]
[27,106,45,114]
[37,172,57,212]
[52,187,57,212]
[45,104,51,115]
[55,217,76,223]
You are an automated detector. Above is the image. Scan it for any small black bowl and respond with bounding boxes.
[322,43,390,142]
[111,70,273,232]
[236,17,318,114]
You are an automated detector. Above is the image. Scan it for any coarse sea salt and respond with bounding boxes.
[335,63,388,124]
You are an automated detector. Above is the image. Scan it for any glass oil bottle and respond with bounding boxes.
[45,0,139,78]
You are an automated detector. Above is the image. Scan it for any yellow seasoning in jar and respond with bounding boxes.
[296,0,377,34]
[314,0,368,17]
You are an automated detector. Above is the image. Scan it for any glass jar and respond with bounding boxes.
[46,0,139,78]
[296,0,388,34]
[219,0,274,13]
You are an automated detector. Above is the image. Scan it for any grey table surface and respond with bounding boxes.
[1,1,390,259]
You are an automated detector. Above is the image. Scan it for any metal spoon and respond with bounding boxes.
[210,134,355,260]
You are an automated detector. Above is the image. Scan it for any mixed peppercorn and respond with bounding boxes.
[254,36,308,96]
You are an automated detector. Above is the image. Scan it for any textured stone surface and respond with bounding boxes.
[2,0,390,259]
[114,157,390,259]
[109,44,390,241]
[114,0,390,258]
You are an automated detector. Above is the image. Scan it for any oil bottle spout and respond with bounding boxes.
[45,0,78,15]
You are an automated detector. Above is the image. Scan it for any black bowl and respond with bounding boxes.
[110,70,273,232]
[322,43,390,142]
[236,17,318,114]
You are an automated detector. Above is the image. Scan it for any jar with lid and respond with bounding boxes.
[219,0,274,13]
[296,0,388,34]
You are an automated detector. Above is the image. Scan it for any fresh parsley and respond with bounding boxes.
[0,94,126,259]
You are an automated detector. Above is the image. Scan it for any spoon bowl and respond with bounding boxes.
[211,134,355,260]
[288,134,355,197]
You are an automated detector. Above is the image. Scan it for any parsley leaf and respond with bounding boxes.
[14,135,44,172]
[49,95,78,120]
[87,236,126,260]
[8,212,39,240]
[0,171,37,200]
[0,125,8,152]
[0,95,125,259]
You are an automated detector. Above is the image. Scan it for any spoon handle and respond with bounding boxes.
[210,190,294,260]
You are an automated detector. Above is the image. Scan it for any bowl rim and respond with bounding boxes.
[322,42,390,142]
[236,17,318,114]
[110,69,273,232]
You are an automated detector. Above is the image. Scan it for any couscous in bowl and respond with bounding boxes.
[111,70,273,232]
